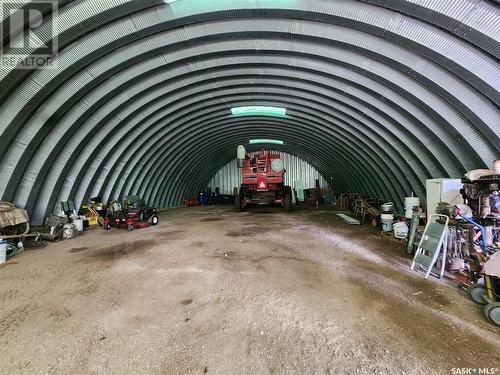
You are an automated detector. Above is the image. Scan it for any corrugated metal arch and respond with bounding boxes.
[359,0,500,58]
[49,91,417,217]
[0,0,498,223]
[73,86,421,200]
[1,26,497,158]
[7,46,480,206]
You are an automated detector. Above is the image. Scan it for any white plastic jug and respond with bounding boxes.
[0,239,7,264]
[73,219,84,232]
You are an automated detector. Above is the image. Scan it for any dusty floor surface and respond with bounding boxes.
[0,206,499,375]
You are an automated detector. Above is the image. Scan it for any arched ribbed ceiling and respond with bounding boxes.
[0,0,499,224]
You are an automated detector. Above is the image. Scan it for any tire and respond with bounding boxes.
[283,186,292,212]
[62,224,78,240]
[234,193,245,212]
[467,283,489,305]
[127,224,134,232]
[104,222,111,230]
[53,224,64,241]
[6,243,19,258]
[151,215,159,225]
[483,302,500,326]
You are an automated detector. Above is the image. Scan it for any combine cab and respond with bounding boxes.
[235,145,292,212]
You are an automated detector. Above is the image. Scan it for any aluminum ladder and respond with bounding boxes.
[410,214,449,280]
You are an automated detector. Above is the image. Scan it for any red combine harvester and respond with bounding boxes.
[235,145,292,212]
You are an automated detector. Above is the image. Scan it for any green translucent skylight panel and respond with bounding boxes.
[249,139,284,145]
[231,106,287,118]
[169,1,298,18]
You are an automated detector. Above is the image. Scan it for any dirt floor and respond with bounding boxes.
[0,206,499,375]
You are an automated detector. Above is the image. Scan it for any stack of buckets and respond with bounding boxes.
[380,202,394,232]
[405,196,421,219]
[380,197,420,232]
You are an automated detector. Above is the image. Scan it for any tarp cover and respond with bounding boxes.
[0,208,29,228]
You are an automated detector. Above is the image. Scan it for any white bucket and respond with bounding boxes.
[381,213,393,232]
[380,202,393,212]
[381,214,394,221]
[405,197,420,208]
[405,197,420,218]
[0,239,7,264]
[393,222,409,239]
[73,219,84,232]
[405,209,415,219]
[381,221,393,232]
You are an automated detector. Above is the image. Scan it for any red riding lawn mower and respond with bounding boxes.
[234,145,292,212]
[104,195,159,231]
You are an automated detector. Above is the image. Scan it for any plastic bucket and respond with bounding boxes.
[0,239,7,264]
[405,197,420,218]
[381,213,393,232]
[405,197,420,208]
[405,209,415,219]
[393,222,409,239]
[73,219,84,232]
[380,203,393,212]
[381,214,394,221]
[381,221,393,232]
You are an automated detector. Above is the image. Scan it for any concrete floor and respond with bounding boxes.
[0,206,499,375]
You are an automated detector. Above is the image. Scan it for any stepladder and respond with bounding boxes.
[411,214,449,280]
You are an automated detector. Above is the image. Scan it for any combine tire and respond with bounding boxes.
[283,186,292,212]
[234,194,245,212]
